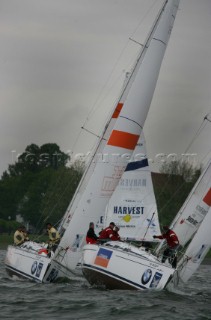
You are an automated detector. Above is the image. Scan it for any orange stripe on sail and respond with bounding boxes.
[112,103,123,118]
[203,188,211,206]
[107,130,139,150]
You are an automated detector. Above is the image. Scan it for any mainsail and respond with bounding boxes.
[103,133,161,241]
[54,0,180,272]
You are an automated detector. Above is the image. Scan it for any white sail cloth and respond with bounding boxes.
[177,207,211,283]
[104,134,161,241]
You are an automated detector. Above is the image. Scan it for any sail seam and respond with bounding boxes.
[152,38,166,46]
[119,116,143,129]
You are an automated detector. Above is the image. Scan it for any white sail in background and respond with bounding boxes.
[54,0,180,272]
[171,160,211,246]
[176,207,211,283]
[104,134,161,241]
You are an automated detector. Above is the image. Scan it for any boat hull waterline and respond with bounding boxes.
[82,242,175,290]
[4,243,75,283]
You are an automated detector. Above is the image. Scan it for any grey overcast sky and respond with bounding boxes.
[0,0,211,175]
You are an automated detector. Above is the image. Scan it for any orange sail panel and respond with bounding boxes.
[203,188,211,206]
[112,103,123,118]
[107,130,139,150]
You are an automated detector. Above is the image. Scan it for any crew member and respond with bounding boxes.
[112,226,121,241]
[86,222,98,244]
[99,222,119,241]
[22,226,29,242]
[46,223,61,252]
[153,226,179,268]
[14,226,27,246]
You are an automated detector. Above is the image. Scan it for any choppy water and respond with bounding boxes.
[1,250,211,320]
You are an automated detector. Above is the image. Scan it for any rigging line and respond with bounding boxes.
[81,126,106,140]
[204,113,211,123]
[183,116,209,155]
[34,167,83,236]
[82,0,159,126]
[158,178,189,215]
[82,42,132,126]
[129,38,144,46]
[68,1,160,157]
[41,171,66,211]
[130,0,160,39]
[155,114,210,203]
[200,149,211,165]
[33,171,68,234]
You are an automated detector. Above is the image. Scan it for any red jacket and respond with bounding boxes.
[99,227,119,241]
[86,236,97,244]
[156,230,179,248]
[112,231,120,241]
[86,227,98,244]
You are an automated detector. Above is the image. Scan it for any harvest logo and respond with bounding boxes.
[114,206,144,215]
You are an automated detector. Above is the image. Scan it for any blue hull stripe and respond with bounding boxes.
[83,263,147,290]
[5,264,43,283]
[125,158,148,171]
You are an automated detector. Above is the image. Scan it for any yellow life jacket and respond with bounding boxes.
[14,230,25,245]
[47,227,60,243]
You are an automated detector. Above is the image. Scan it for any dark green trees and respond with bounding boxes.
[0,143,82,232]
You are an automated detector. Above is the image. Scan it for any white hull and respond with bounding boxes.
[82,242,175,290]
[4,242,77,283]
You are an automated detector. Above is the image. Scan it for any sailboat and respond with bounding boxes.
[4,0,181,284]
[82,156,211,290]
[166,160,211,286]
[82,133,176,290]
[81,0,211,289]
[50,0,181,286]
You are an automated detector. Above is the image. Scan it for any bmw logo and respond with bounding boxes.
[31,261,37,275]
[141,269,152,285]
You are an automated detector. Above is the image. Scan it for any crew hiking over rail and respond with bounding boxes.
[154,226,179,268]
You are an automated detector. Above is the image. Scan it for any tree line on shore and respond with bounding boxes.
[0,143,201,235]
[0,143,83,234]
